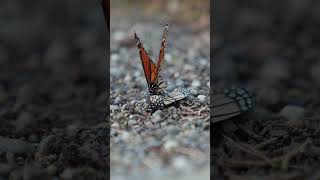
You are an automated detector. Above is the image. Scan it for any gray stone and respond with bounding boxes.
[279,105,305,121]
[0,136,33,154]
[197,95,206,102]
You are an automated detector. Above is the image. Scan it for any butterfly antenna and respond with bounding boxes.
[134,30,143,48]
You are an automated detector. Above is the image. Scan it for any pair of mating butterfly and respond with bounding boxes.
[134,24,255,120]
[134,24,189,113]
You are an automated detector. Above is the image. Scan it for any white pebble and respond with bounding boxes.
[111,122,119,129]
[121,131,131,141]
[173,156,190,170]
[113,31,126,42]
[111,53,119,61]
[110,105,118,111]
[191,80,201,87]
[164,140,178,151]
[197,95,206,102]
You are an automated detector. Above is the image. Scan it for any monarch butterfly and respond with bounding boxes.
[212,87,255,123]
[134,24,189,113]
[134,24,169,95]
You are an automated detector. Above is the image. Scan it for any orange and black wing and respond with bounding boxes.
[101,0,110,31]
[156,24,169,79]
[134,32,157,85]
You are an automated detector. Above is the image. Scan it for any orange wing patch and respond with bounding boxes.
[134,24,169,94]
[134,32,158,85]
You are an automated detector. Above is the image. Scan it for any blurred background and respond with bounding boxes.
[212,0,320,179]
[0,0,109,179]
[112,0,209,25]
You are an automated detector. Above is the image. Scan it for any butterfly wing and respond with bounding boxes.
[163,88,189,106]
[134,32,158,85]
[211,88,255,123]
[156,24,169,79]
[212,94,243,123]
[146,88,189,113]
[101,0,110,31]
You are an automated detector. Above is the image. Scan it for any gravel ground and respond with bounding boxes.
[212,0,320,179]
[110,13,210,179]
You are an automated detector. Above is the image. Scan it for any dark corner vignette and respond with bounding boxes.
[212,0,320,179]
[0,1,109,179]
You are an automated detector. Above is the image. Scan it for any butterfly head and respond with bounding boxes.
[148,83,161,95]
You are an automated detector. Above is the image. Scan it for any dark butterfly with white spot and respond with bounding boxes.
[134,24,189,113]
[212,87,255,123]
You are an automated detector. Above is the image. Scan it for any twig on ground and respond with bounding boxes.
[223,135,275,166]
[280,138,310,171]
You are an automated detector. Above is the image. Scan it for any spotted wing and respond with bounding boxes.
[146,88,189,113]
[211,87,255,123]
[134,32,158,85]
[163,88,189,106]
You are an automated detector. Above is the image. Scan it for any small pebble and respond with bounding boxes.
[152,110,162,123]
[279,105,305,121]
[46,165,57,176]
[166,126,180,136]
[114,97,121,104]
[37,135,56,156]
[164,140,178,151]
[173,156,190,171]
[197,95,206,102]
[60,168,76,180]
[28,134,39,143]
[121,131,131,142]
[260,59,290,84]
[110,105,119,111]
[0,136,34,154]
[191,80,201,88]
[111,122,120,129]
[15,111,34,134]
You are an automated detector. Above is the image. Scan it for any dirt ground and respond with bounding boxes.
[212,0,320,179]
[0,1,109,179]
